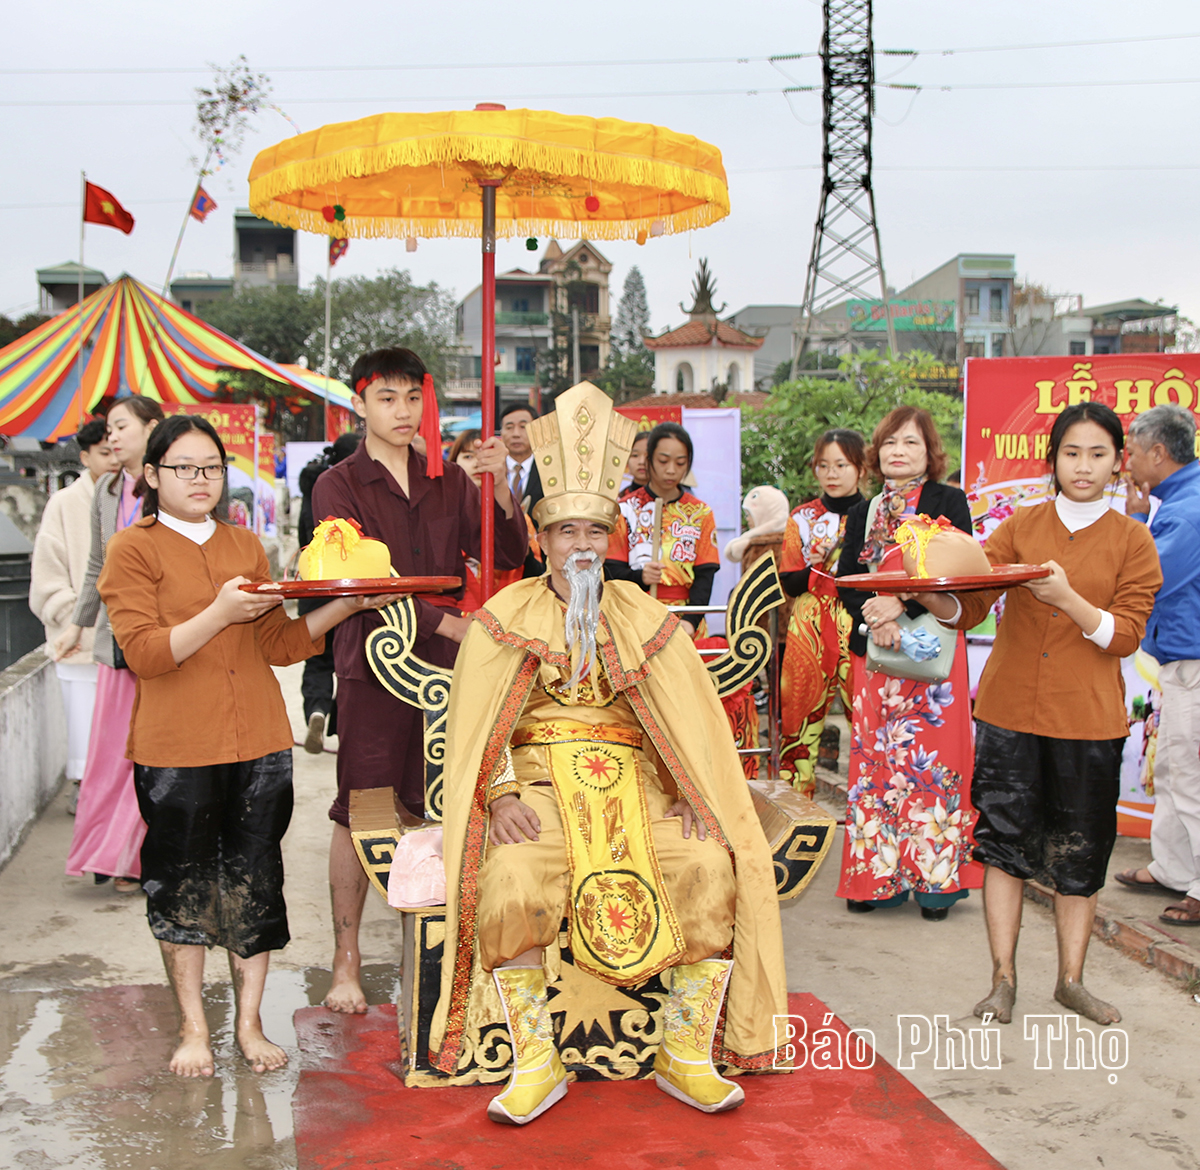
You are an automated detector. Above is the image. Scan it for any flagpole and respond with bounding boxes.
[163,148,212,299]
[76,170,86,428]
[323,241,332,442]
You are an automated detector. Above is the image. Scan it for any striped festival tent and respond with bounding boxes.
[0,275,330,440]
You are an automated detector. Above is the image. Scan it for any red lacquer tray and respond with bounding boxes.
[837,564,1050,594]
[240,576,461,599]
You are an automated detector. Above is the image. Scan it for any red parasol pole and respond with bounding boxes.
[479,180,499,601]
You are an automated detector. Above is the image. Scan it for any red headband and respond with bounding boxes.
[353,371,442,477]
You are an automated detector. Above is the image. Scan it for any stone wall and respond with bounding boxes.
[0,482,49,546]
[0,647,66,869]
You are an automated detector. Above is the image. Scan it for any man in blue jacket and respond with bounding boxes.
[1118,403,1200,925]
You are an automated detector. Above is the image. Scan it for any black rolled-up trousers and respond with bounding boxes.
[971,720,1124,898]
[133,750,293,958]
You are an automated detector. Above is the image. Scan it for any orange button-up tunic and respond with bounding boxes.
[99,517,322,767]
[955,502,1161,741]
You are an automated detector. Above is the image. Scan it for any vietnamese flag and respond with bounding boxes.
[83,182,134,234]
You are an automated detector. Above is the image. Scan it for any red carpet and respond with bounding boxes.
[293,993,1004,1170]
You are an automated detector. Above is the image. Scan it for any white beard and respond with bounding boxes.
[562,550,604,686]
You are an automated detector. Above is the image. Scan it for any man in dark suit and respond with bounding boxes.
[500,403,543,516]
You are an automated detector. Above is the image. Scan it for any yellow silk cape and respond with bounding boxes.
[429,578,787,1073]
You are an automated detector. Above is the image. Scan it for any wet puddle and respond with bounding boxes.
[0,965,400,1170]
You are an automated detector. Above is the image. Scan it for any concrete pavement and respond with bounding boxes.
[0,663,1196,1169]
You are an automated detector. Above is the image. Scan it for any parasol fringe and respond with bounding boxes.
[248,198,725,242]
[251,131,727,200]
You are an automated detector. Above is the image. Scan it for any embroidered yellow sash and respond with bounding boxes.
[515,720,686,984]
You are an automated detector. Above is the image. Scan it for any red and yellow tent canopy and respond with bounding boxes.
[0,275,326,440]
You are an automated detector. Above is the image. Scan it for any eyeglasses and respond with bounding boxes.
[157,463,227,481]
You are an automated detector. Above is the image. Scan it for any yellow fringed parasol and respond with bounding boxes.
[247,107,729,243]
[247,104,730,598]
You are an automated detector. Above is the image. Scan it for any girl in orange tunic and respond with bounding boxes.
[779,429,865,795]
[920,402,1160,1026]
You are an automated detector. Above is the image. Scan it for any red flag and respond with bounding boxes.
[83,182,134,234]
[329,237,349,267]
[190,187,217,223]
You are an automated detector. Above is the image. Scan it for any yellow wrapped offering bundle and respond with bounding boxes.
[298,517,392,580]
[895,513,991,580]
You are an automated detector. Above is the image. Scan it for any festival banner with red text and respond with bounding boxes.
[256,429,277,537]
[964,354,1200,833]
[963,355,1200,537]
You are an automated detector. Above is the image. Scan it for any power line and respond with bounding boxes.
[731,164,1200,174]
[919,31,1200,55]
[5,75,1200,109]
[0,55,763,77]
[2,32,1199,77]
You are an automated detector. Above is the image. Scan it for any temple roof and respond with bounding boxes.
[643,319,766,350]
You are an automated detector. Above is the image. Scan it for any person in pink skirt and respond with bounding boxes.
[55,395,164,892]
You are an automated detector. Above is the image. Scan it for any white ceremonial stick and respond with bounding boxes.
[649,497,663,601]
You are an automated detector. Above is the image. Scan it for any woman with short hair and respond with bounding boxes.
[835,406,983,921]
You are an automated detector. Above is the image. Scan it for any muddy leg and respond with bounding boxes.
[326,823,369,1014]
[160,942,214,1077]
[229,950,287,1071]
[1053,892,1120,1025]
[974,865,1022,1024]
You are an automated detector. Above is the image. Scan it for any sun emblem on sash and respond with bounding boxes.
[572,746,623,791]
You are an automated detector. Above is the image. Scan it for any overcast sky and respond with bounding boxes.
[4,0,1197,338]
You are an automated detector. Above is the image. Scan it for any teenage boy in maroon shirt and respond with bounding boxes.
[313,347,527,1013]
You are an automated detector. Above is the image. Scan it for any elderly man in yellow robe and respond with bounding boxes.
[429,382,788,1125]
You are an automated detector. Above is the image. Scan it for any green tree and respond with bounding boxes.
[308,268,457,383]
[611,266,650,357]
[741,350,963,506]
[0,312,51,350]
[196,268,457,382]
[594,266,653,403]
[198,285,320,364]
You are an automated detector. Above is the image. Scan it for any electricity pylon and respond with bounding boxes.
[792,0,897,378]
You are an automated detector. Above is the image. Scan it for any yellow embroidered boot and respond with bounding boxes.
[654,959,745,1113]
[489,966,568,1125]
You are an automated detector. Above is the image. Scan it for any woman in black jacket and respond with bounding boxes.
[832,406,983,921]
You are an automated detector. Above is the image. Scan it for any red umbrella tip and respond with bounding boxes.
[474,102,507,111]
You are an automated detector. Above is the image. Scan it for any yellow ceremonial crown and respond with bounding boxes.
[527,381,638,531]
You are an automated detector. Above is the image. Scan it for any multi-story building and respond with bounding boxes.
[784,253,1014,367]
[725,305,801,387]
[1013,296,1179,357]
[450,240,611,410]
[897,254,1015,361]
[170,272,235,315]
[37,263,107,313]
[168,210,294,310]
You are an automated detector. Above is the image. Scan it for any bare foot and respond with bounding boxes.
[169,1033,215,1078]
[323,973,368,1014]
[973,978,1016,1024]
[1055,979,1121,1026]
[237,1024,288,1073]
